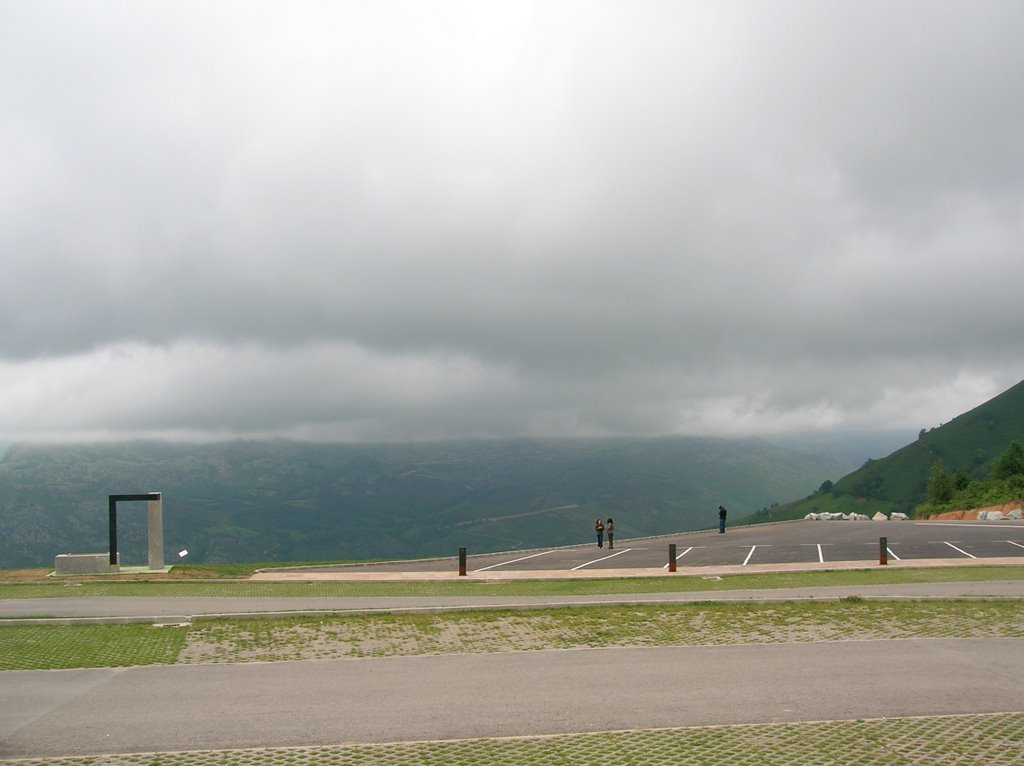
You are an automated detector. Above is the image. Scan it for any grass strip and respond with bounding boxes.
[4,712,1024,766]
[2,565,1023,600]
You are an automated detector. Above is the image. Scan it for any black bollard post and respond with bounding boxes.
[668,543,677,573]
[879,537,888,566]
[459,546,467,576]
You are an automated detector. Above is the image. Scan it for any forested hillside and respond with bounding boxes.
[751,379,1024,522]
[0,436,845,567]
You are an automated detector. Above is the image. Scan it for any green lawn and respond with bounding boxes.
[0,623,187,670]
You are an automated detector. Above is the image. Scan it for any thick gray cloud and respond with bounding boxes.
[2,1,1023,443]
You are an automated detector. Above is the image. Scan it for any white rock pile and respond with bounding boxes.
[804,511,908,521]
[977,509,1023,521]
[805,509,1022,521]
[804,512,871,521]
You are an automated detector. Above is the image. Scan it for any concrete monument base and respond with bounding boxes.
[55,553,120,575]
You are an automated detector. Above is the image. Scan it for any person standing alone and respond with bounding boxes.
[718,505,727,533]
[595,518,605,548]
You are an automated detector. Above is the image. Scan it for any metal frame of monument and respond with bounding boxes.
[108,492,164,570]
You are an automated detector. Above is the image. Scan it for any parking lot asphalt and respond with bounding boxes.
[255,518,1024,581]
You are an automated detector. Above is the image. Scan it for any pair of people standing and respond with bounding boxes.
[595,517,614,548]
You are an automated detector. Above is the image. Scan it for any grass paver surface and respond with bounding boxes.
[176,599,1024,664]
[3,599,1022,669]
[4,713,1023,766]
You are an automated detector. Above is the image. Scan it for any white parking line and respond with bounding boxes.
[866,541,902,561]
[800,543,831,563]
[662,546,694,568]
[473,549,557,572]
[742,546,757,566]
[941,541,976,559]
[571,548,633,570]
[1007,540,1024,551]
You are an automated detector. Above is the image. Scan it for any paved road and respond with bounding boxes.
[4,579,1024,623]
[285,519,1024,574]
[3,639,1022,758]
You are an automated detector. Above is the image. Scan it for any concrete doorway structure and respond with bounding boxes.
[108,492,164,570]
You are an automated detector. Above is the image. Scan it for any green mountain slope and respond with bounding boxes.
[756,379,1024,522]
[0,436,845,567]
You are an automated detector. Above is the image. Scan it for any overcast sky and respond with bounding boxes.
[2,1,1023,444]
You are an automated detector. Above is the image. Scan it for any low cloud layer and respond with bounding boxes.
[2,2,1023,443]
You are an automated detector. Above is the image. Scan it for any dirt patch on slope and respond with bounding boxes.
[928,501,1023,520]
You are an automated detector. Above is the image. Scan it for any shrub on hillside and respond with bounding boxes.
[915,477,1024,516]
[914,441,1024,517]
[991,441,1024,481]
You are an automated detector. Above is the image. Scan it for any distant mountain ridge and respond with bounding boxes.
[757,379,1024,522]
[0,436,847,568]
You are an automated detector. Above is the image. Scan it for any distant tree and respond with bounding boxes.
[818,479,834,494]
[927,460,954,504]
[991,441,1024,481]
[953,469,971,492]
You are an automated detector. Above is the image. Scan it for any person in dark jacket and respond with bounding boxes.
[595,518,605,548]
[718,505,727,533]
